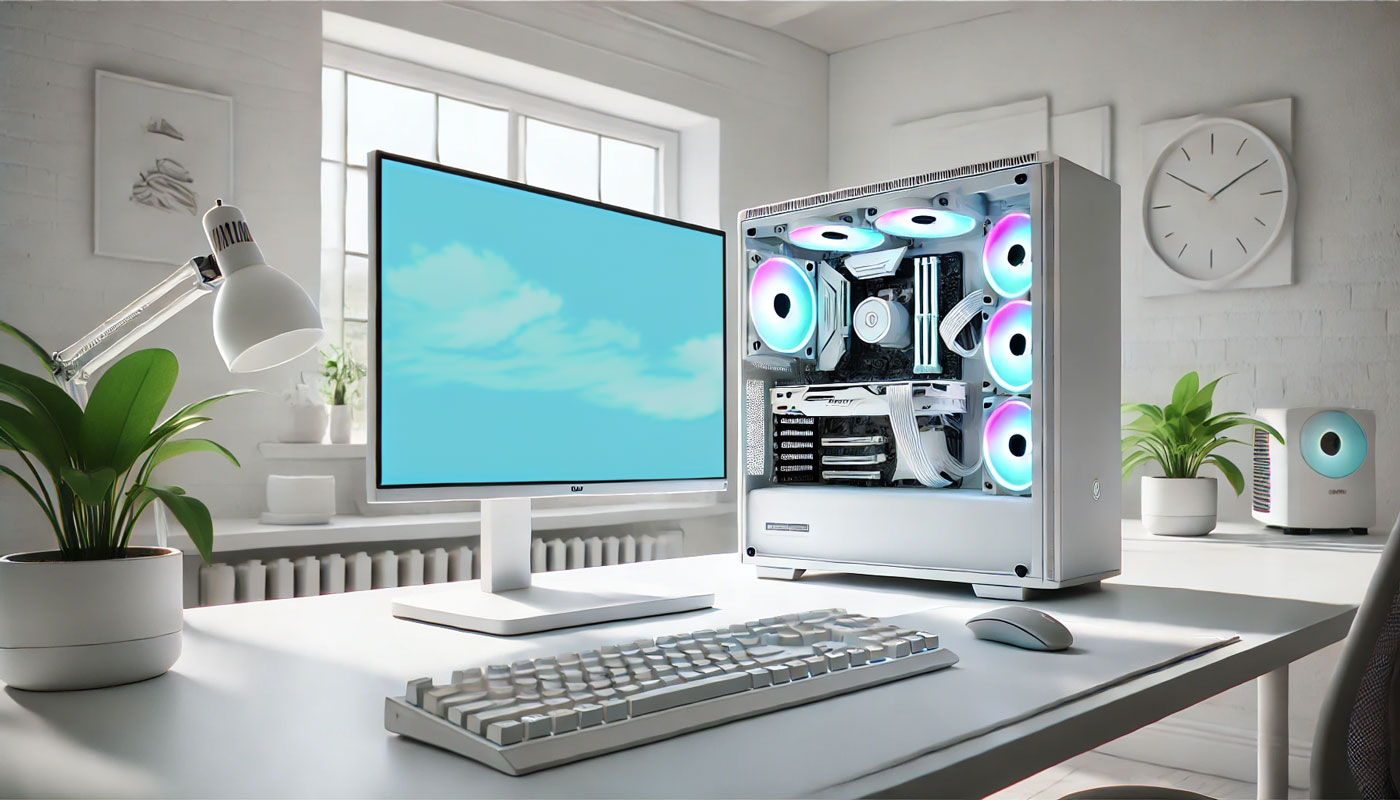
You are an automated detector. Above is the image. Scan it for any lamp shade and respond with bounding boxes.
[204,202,324,372]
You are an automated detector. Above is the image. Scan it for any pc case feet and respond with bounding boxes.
[756,566,806,581]
[972,584,1032,601]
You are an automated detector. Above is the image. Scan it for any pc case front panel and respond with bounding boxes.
[737,157,1095,589]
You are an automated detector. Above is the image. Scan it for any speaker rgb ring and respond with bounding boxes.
[788,223,885,253]
[985,300,1033,393]
[1301,410,1367,479]
[984,399,1032,492]
[874,207,978,239]
[983,212,1033,298]
[749,256,816,354]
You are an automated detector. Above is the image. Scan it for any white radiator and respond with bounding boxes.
[197,530,685,607]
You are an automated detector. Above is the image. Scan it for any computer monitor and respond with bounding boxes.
[366,151,728,634]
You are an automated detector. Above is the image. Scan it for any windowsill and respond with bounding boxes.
[133,497,734,554]
[259,442,366,460]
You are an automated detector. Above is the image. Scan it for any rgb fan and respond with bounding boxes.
[1301,410,1368,479]
[984,398,1032,493]
[788,222,885,253]
[984,300,1033,393]
[749,256,816,354]
[983,212,1033,298]
[874,207,978,239]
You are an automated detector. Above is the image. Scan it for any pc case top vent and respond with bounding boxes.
[741,152,1043,222]
[1252,426,1271,512]
[745,379,767,476]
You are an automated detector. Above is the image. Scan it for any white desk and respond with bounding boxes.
[0,525,1372,799]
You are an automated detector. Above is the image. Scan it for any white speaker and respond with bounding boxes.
[1251,407,1375,534]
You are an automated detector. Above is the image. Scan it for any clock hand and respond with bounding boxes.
[1209,159,1268,200]
[1165,172,1210,196]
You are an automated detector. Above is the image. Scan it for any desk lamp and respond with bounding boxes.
[51,200,324,402]
[44,201,324,544]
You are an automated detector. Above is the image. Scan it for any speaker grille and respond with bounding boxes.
[745,379,766,476]
[1252,426,1271,512]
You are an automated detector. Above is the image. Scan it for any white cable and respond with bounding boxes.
[887,384,982,487]
[939,290,990,358]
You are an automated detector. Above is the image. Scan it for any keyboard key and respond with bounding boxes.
[486,720,524,745]
[549,708,579,734]
[467,702,543,735]
[600,698,628,722]
[576,703,604,728]
[405,678,433,707]
[521,714,552,740]
[746,668,772,688]
[628,670,751,716]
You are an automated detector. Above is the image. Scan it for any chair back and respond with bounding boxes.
[1312,513,1400,799]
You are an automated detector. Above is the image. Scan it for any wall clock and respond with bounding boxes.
[1142,117,1294,290]
[1137,98,1294,296]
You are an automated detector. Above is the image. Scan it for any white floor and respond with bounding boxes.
[986,751,1305,800]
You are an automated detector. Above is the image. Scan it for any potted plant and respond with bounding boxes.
[320,344,365,445]
[1122,371,1282,536]
[0,322,243,690]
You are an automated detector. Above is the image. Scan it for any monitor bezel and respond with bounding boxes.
[366,150,729,502]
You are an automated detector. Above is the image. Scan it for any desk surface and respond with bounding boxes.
[0,522,1378,799]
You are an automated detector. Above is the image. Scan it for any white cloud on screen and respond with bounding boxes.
[383,243,722,421]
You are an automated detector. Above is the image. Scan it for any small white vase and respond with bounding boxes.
[1142,476,1218,536]
[329,404,352,444]
[280,403,328,443]
[0,547,183,691]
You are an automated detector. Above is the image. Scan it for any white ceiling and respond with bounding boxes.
[689,1,1021,54]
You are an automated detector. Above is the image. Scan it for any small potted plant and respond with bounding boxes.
[320,345,366,445]
[0,322,243,690]
[1122,371,1283,536]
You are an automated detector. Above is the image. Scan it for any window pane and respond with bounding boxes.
[524,118,599,200]
[345,167,367,254]
[343,254,368,321]
[439,97,508,177]
[321,162,343,247]
[321,68,344,162]
[601,138,657,214]
[346,74,435,167]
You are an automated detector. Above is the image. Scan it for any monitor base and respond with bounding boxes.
[391,574,715,636]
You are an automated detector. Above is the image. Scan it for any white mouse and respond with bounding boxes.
[965,606,1074,651]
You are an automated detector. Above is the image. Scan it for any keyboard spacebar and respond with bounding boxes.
[628,671,751,716]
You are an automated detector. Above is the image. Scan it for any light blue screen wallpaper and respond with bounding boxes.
[376,158,726,487]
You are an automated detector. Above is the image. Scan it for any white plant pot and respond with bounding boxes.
[329,405,352,444]
[280,403,328,443]
[0,547,183,691]
[1142,476,1218,536]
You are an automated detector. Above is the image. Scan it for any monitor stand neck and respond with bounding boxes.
[387,496,715,635]
[480,497,534,594]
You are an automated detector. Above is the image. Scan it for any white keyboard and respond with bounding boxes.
[385,608,959,775]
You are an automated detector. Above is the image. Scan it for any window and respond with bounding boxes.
[320,48,676,385]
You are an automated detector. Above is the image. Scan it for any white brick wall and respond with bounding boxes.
[829,1,1400,526]
[0,2,322,554]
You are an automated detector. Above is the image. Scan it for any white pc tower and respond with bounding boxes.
[1251,407,1376,534]
[365,151,728,634]
[738,154,1122,600]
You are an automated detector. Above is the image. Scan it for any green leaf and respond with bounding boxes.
[147,390,255,450]
[0,320,57,374]
[79,349,178,473]
[146,438,240,471]
[0,401,66,476]
[1170,372,1200,413]
[1121,403,1165,421]
[0,364,82,446]
[1206,454,1245,495]
[145,486,214,564]
[60,466,116,506]
[1121,450,1155,479]
[1184,375,1225,421]
[0,464,59,536]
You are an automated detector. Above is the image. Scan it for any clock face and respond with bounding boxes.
[1143,118,1292,284]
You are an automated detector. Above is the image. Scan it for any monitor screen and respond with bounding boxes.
[372,154,726,489]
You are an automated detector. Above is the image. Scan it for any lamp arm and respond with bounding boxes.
[53,254,225,392]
